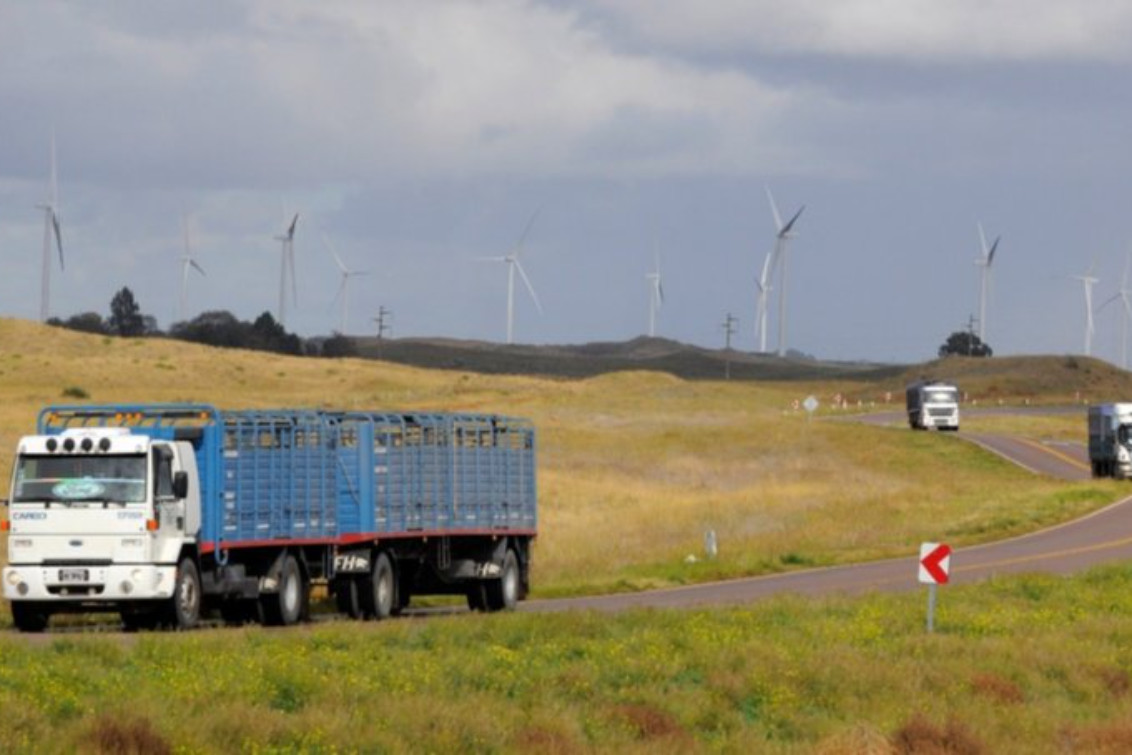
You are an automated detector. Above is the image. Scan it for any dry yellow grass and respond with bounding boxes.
[0,319,1115,597]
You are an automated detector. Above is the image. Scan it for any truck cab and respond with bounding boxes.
[1088,403,1132,479]
[906,381,960,431]
[3,427,201,631]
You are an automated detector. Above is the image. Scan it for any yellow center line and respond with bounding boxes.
[1012,435,1090,471]
[954,534,1132,574]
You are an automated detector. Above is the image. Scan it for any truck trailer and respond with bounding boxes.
[2,404,536,632]
[1088,403,1132,479]
[905,381,960,431]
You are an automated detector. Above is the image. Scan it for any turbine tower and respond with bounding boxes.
[177,214,206,322]
[326,235,370,334]
[477,208,543,344]
[37,132,64,322]
[1074,263,1099,357]
[1100,252,1132,369]
[975,223,1000,344]
[765,187,805,357]
[754,251,773,352]
[646,250,664,337]
[274,212,299,327]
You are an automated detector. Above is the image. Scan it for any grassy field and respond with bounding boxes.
[0,320,1115,599]
[2,320,1131,752]
[4,564,1132,752]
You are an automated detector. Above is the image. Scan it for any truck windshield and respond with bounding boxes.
[925,390,957,403]
[12,454,147,504]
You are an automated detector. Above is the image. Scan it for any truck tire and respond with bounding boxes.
[466,583,487,612]
[167,557,202,630]
[262,554,306,626]
[334,578,364,619]
[11,601,49,633]
[484,549,520,612]
[364,552,395,620]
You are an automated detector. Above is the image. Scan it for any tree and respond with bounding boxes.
[939,330,993,358]
[108,287,146,337]
[50,312,107,335]
[321,333,358,358]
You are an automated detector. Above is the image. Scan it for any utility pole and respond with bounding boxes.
[373,306,392,359]
[722,312,739,380]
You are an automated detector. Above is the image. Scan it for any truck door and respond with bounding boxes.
[152,444,186,563]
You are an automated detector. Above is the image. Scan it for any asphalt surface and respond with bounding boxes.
[525,407,1132,613]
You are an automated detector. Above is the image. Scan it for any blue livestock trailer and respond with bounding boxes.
[3,404,536,631]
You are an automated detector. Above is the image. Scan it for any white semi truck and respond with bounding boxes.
[905,381,960,431]
[1088,403,1132,479]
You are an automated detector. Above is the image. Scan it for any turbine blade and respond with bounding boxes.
[657,279,665,304]
[514,206,543,256]
[514,260,543,314]
[52,211,64,270]
[987,236,1000,267]
[765,186,783,231]
[190,259,206,276]
[978,223,989,256]
[780,205,805,237]
[287,212,299,240]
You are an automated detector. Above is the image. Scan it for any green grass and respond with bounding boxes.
[3,565,1132,752]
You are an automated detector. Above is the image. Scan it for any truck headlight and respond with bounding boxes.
[6,571,21,586]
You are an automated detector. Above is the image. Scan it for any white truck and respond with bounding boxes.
[1088,403,1132,479]
[3,404,537,632]
[905,380,960,431]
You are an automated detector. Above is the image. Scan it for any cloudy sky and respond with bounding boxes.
[2,1,1131,364]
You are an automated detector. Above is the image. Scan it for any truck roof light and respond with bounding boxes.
[146,519,158,531]
[99,437,111,452]
[81,437,93,452]
[0,520,9,532]
[46,438,58,452]
[63,438,75,452]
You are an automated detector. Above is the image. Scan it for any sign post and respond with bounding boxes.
[918,542,951,633]
[802,395,819,421]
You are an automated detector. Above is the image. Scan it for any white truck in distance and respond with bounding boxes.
[905,381,960,431]
[1088,403,1132,479]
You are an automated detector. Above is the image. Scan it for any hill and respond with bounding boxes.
[350,335,907,381]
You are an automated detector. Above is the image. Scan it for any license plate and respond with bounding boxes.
[58,568,89,583]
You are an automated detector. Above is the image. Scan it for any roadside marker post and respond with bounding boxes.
[803,395,818,421]
[918,542,952,633]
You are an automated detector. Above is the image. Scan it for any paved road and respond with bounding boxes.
[526,409,1128,613]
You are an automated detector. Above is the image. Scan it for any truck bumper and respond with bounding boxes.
[2,564,176,603]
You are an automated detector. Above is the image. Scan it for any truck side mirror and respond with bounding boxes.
[172,471,189,499]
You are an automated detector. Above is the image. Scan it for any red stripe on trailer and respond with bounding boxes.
[199,528,538,554]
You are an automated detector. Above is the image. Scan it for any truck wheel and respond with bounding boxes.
[167,557,202,630]
[485,549,520,612]
[334,578,364,620]
[263,554,306,626]
[364,552,395,620]
[11,602,49,633]
[466,583,487,612]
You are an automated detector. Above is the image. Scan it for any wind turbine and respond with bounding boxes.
[274,212,299,327]
[177,214,206,322]
[1100,252,1132,369]
[975,223,1000,344]
[37,132,64,322]
[477,208,543,344]
[325,235,370,334]
[754,251,773,352]
[765,187,805,357]
[1073,263,1099,356]
[645,249,664,337]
